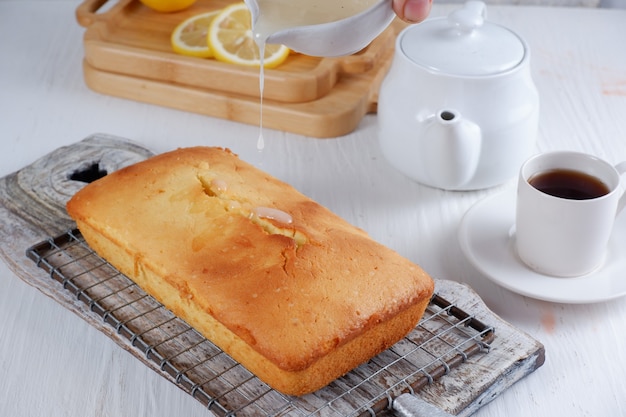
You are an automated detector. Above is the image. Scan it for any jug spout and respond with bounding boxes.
[243,0,395,57]
[419,109,482,189]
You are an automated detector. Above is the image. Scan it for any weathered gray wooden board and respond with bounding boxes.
[0,134,544,416]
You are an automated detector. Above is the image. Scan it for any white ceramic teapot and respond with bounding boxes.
[378,1,539,190]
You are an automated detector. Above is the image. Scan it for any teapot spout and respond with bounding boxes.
[419,109,482,189]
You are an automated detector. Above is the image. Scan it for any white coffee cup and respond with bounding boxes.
[515,151,626,277]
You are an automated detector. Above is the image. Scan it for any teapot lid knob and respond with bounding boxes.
[397,0,526,76]
[448,1,486,32]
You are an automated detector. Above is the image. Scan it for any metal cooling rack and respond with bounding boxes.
[26,229,494,417]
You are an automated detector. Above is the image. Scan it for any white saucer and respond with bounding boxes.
[458,187,626,304]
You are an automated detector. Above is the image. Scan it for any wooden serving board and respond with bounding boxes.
[76,0,402,137]
[0,135,545,416]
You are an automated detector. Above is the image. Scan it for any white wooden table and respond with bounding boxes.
[1,1,626,416]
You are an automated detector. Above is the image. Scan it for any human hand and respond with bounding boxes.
[392,0,432,23]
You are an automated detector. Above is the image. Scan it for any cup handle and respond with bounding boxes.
[615,161,626,216]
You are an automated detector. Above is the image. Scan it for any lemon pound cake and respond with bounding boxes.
[66,147,434,395]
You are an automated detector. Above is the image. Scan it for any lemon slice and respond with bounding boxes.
[208,2,290,68]
[140,0,197,13]
[171,11,221,58]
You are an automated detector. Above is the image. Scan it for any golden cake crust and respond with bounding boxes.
[66,147,434,395]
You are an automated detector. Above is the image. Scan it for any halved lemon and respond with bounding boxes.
[208,2,290,68]
[171,10,221,58]
[139,0,197,13]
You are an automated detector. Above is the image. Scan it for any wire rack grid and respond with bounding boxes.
[26,229,494,417]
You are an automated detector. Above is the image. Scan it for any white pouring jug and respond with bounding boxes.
[244,0,395,57]
[378,1,540,190]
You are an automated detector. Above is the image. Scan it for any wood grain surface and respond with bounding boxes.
[76,0,401,137]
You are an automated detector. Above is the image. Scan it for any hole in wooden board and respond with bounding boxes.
[69,162,108,183]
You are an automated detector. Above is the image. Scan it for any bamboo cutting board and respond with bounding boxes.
[0,134,545,416]
[76,0,403,137]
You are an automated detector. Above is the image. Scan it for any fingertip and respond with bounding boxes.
[393,0,432,24]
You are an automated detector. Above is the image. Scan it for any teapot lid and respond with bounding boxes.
[398,1,525,76]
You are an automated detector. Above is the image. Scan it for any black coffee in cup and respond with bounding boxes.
[528,169,610,200]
